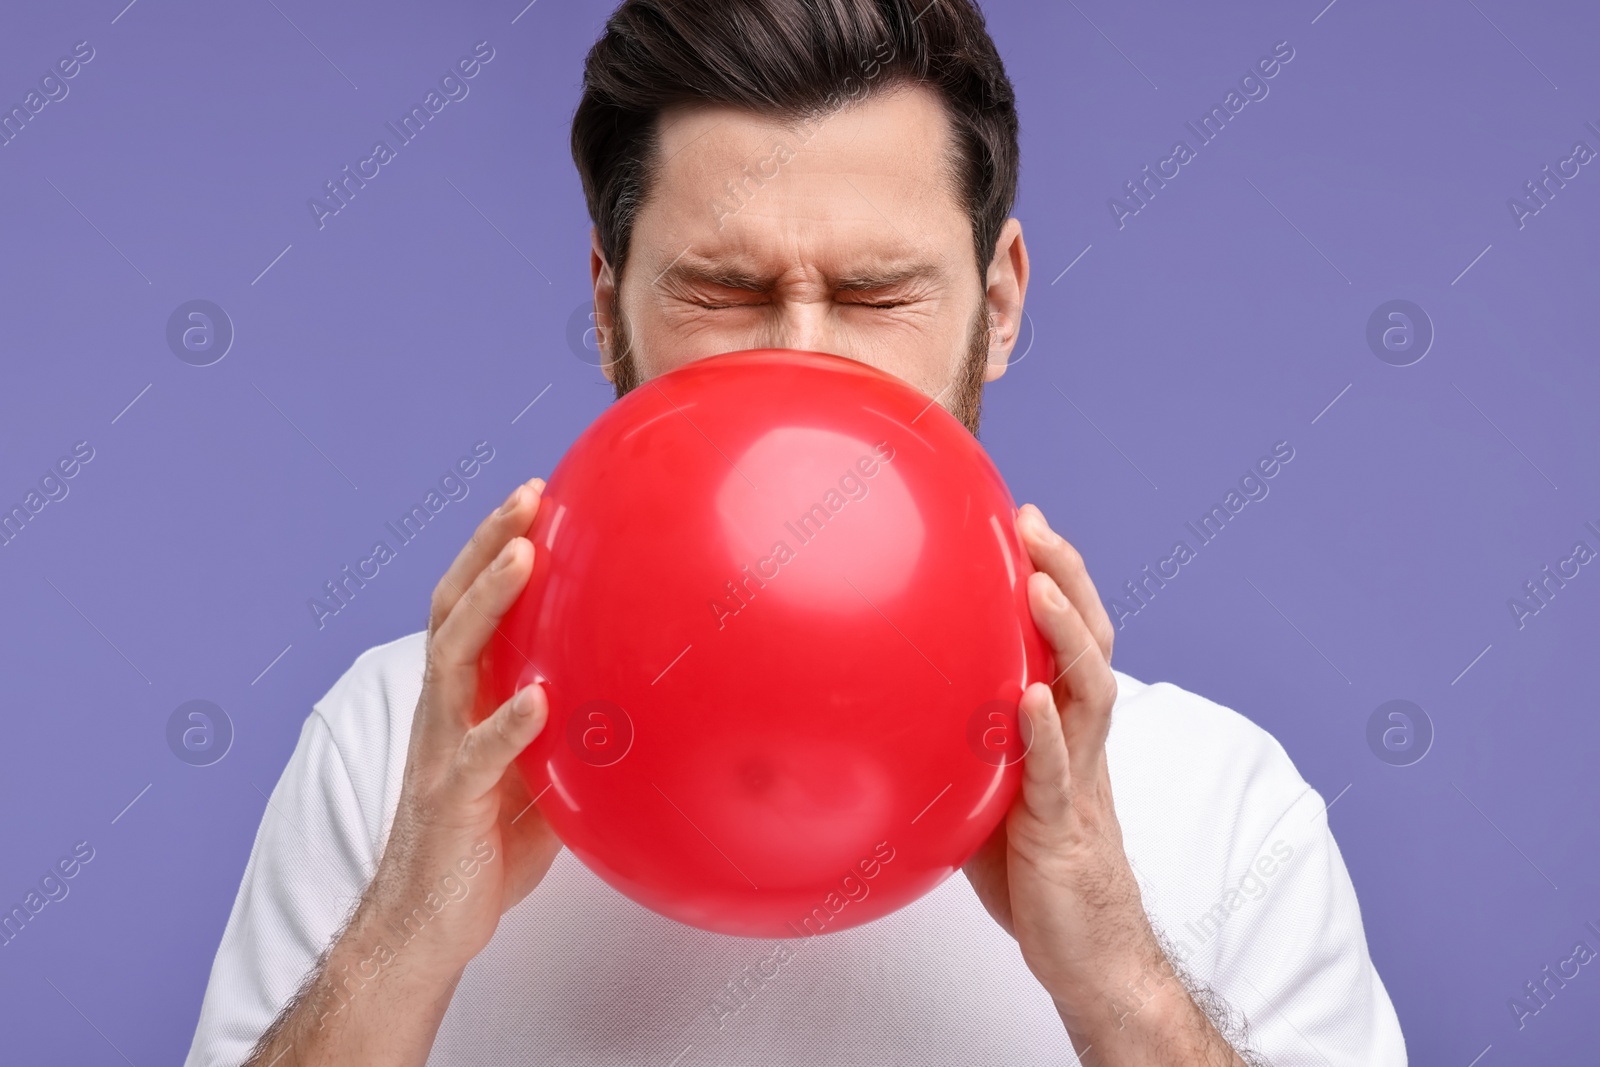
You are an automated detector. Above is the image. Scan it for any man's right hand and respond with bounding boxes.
[361,474,562,975]
[245,476,559,1067]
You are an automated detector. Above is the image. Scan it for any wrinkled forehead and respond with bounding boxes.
[631,84,972,276]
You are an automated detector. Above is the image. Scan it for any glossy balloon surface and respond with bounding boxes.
[479,348,1054,938]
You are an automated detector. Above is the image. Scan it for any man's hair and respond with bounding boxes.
[569,0,1020,286]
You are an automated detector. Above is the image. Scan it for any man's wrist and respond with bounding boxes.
[345,882,474,987]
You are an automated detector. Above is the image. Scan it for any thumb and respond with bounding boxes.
[1017,681,1071,819]
[449,683,549,801]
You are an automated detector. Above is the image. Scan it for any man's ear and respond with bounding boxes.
[983,217,1029,383]
[590,226,619,384]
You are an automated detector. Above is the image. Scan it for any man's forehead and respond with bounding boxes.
[654,97,859,155]
[649,86,959,200]
[635,87,969,280]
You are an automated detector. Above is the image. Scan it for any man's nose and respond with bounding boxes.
[767,298,838,356]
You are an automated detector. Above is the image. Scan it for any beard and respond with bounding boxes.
[603,298,993,437]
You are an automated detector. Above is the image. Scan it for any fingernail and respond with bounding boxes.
[499,485,524,516]
[527,477,546,494]
[513,686,537,715]
[1019,506,1047,538]
[1043,577,1067,608]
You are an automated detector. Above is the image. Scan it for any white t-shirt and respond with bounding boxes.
[184,630,1405,1066]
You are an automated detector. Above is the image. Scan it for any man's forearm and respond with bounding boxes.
[242,897,464,1067]
[1047,935,1263,1067]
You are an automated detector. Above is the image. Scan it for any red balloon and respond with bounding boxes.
[479,348,1053,938]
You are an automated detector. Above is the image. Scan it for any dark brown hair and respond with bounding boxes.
[570,0,1020,284]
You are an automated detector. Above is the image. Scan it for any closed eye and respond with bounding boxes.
[839,293,914,309]
[694,299,908,310]
[690,297,765,310]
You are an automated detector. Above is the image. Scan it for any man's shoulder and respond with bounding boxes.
[1109,669,1301,776]
[1105,669,1314,849]
[309,646,1308,810]
[312,629,429,731]
[302,642,1312,858]
[305,630,429,841]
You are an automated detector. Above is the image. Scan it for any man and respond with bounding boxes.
[187,0,1406,1063]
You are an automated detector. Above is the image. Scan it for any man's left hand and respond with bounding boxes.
[962,503,1240,1062]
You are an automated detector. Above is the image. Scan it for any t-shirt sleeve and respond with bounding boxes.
[1206,784,1407,1066]
[182,710,378,1067]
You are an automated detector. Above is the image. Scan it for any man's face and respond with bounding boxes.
[588,82,1029,435]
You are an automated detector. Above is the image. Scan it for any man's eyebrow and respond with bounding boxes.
[658,261,771,291]
[656,258,944,293]
[831,262,944,291]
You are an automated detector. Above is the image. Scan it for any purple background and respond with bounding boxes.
[1,0,1596,1062]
